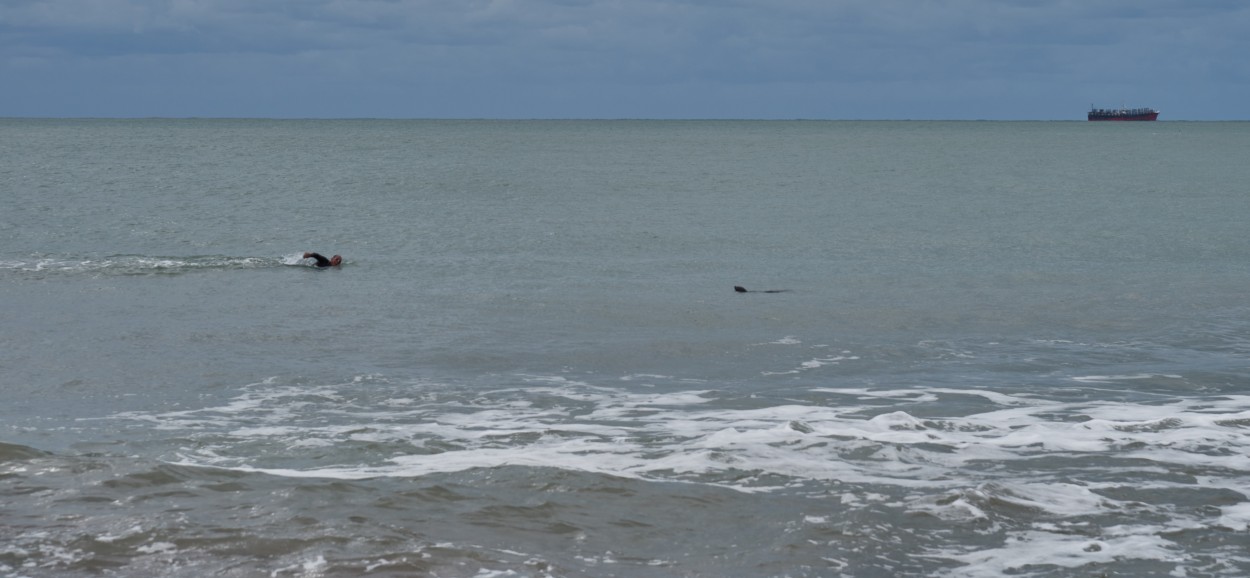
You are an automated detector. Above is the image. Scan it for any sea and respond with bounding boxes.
[2,119,1250,577]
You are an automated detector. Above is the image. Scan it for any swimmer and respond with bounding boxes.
[303,252,342,267]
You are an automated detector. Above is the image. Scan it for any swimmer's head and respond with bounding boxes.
[330,255,342,266]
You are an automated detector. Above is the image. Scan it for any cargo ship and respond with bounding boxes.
[1088,106,1159,121]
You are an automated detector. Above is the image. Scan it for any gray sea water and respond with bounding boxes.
[3,119,1250,577]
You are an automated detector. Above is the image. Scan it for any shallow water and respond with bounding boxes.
[3,119,1250,576]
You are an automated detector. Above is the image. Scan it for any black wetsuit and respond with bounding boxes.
[307,253,333,267]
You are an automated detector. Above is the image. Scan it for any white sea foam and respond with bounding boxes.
[136,542,176,554]
[108,373,1250,576]
[1072,373,1185,383]
[1217,502,1250,531]
[932,530,1181,578]
[912,482,1113,522]
[766,336,802,345]
[95,525,144,543]
[121,376,1250,509]
[763,347,859,375]
[269,554,327,577]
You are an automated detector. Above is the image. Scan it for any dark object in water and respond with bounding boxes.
[303,252,342,267]
[735,285,789,293]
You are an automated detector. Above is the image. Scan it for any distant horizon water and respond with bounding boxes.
[7,115,1241,122]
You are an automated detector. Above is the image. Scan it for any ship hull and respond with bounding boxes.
[1088,112,1159,121]
[1088,107,1159,121]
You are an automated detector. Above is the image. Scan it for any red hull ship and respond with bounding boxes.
[1088,106,1159,121]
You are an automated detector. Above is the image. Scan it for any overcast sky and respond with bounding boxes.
[2,0,1247,119]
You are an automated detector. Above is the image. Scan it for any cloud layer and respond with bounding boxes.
[2,0,1247,118]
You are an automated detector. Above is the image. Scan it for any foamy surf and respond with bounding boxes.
[113,373,1250,490]
[87,372,1250,576]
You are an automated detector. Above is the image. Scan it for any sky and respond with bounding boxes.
[2,0,1248,120]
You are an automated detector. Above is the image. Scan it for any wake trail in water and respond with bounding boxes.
[1,253,310,277]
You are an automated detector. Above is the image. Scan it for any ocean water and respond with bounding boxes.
[3,119,1250,577]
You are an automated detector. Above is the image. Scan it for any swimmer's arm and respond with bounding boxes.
[303,252,331,267]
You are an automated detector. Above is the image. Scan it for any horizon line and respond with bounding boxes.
[3,116,1238,122]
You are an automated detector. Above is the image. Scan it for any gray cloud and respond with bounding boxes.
[1,0,1247,118]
